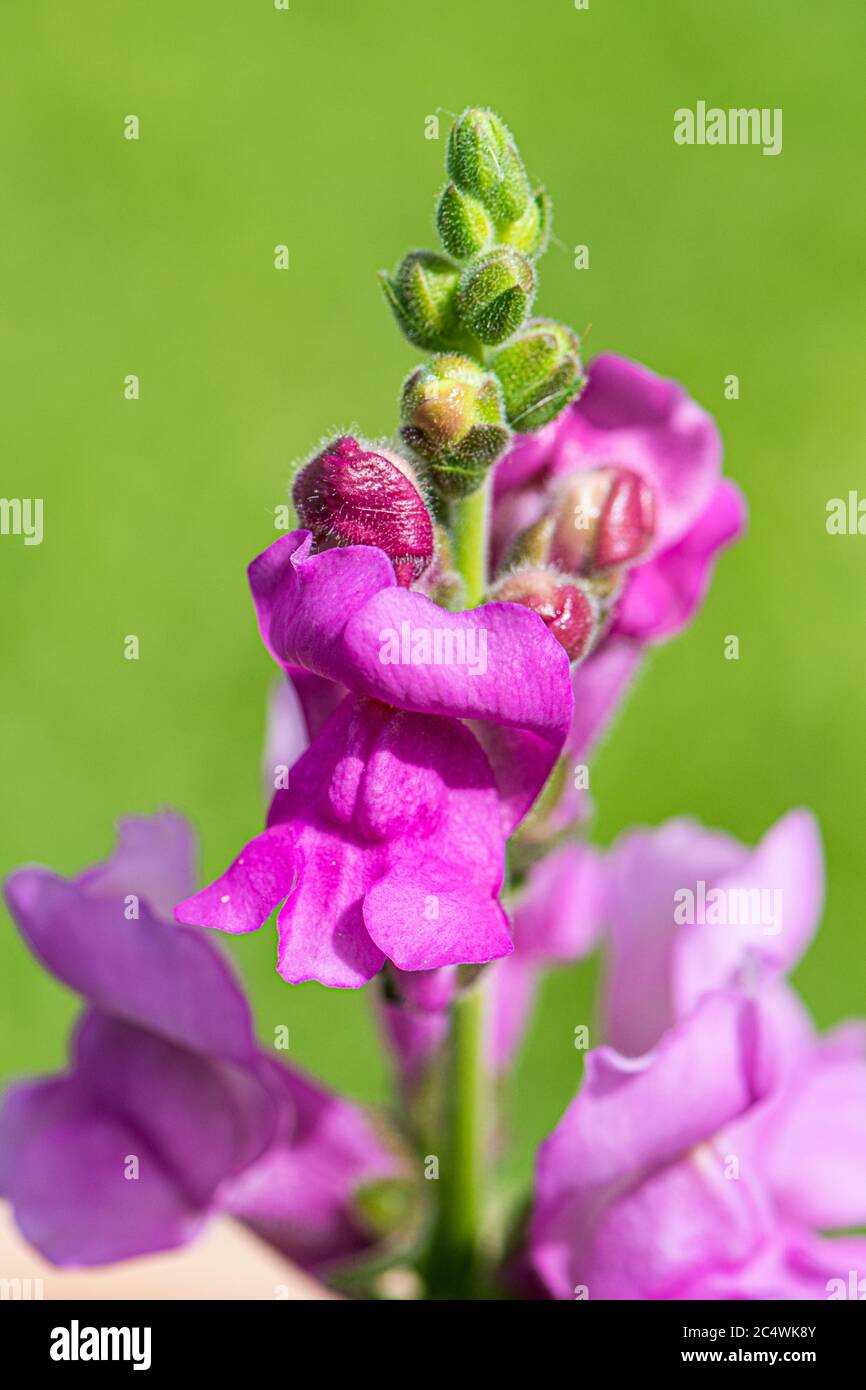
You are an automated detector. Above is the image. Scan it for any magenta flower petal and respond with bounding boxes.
[562,354,722,550]
[530,992,767,1299]
[602,818,746,1056]
[223,1059,400,1273]
[488,842,607,1070]
[187,529,573,985]
[275,839,386,989]
[365,860,511,973]
[2,815,400,1272]
[603,810,824,1056]
[185,695,513,987]
[6,868,257,1066]
[674,809,824,1020]
[72,1012,277,1207]
[75,811,196,921]
[0,1077,205,1267]
[495,353,723,549]
[736,1021,866,1233]
[175,824,297,940]
[249,532,396,683]
[344,589,572,827]
[676,1233,866,1301]
[514,842,607,963]
[614,478,746,641]
[376,1001,450,1090]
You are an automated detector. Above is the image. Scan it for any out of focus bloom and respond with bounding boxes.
[0,815,398,1273]
[601,807,823,1056]
[529,991,866,1300]
[176,532,573,987]
[494,353,746,832]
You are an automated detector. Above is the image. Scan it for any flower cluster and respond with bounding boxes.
[2,107,858,1303]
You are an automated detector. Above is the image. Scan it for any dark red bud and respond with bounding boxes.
[493,569,597,662]
[293,436,435,586]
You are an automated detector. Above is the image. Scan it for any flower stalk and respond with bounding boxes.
[426,982,488,1298]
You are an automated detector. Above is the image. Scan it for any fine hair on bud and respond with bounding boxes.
[457,247,535,346]
[491,318,584,431]
[293,434,435,586]
[380,249,474,353]
[400,354,511,498]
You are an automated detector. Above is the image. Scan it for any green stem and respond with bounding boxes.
[423,467,494,1298]
[451,472,492,607]
[426,984,487,1298]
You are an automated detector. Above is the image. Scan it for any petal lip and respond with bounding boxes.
[363,872,513,973]
[6,865,257,1066]
[174,824,298,939]
[529,991,769,1299]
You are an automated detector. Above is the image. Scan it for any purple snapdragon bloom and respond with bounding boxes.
[0,815,398,1272]
[529,991,866,1300]
[493,354,745,830]
[600,808,824,1056]
[176,531,573,988]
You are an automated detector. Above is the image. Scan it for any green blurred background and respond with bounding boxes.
[2,0,864,1189]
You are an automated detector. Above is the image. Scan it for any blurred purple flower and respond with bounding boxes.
[176,532,573,987]
[601,808,824,1056]
[529,991,866,1299]
[494,354,745,830]
[0,815,397,1272]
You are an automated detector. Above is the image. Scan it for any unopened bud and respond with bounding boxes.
[446,108,532,225]
[498,189,552,259]
[549,468,656,575]
[380,250,470,352]
[491,318,584,431]
[436,183,494,260]
[457,247,535,346]
[493,570,597,662]
[292,436,434,586]
[400,354,510,497]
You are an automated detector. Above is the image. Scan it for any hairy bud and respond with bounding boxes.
[436,183,494,260]
[457,247,535,346]
[491,318,584,431]
[293,436,434,586]
[400,354,510,497]
[380,250,470,352]
[446,107,532,225]
[498,189,552,259]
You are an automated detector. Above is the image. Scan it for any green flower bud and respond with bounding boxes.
[400,353,511,497]
[490,318,585,431]
[456,247,535,346]
[380,250,471,352]
[498,188,552,259]
[436,183,494,260]
[446,107,531,225]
